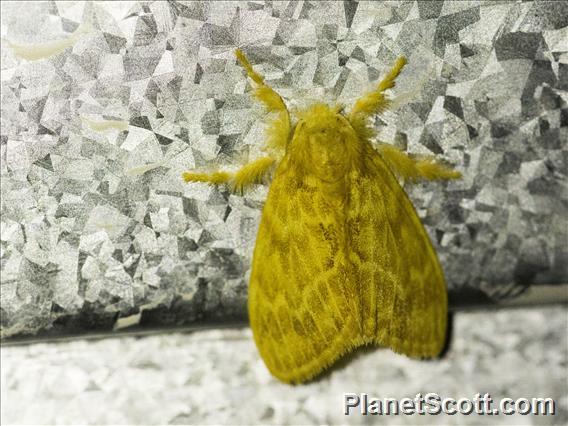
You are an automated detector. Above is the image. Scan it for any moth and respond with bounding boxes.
[183,50,461,384]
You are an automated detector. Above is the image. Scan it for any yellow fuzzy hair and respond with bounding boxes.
[235,49,264,85]
[231,156,276,193]
[182,171,231,184]
[348,57,407,144]
[182,157,275,193]
[236,49,290,153]
[350,56,407,118]
[296,103,344,128]
[377,144,462,182]
[236,49,287,113]
[265,113,291,153]
[255,85,287,113]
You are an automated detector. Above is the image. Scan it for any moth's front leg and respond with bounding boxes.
[377,144,461,183]
[182,170,232,185]
[183,156,275,194]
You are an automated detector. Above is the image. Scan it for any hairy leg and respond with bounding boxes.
[183,156,276,193]
[377,144,461,183]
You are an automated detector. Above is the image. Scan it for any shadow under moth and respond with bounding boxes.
[183,50,461,384]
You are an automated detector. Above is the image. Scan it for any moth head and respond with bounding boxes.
[290,103,360,181]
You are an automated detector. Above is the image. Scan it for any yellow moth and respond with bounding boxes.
[183,50,461,384]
